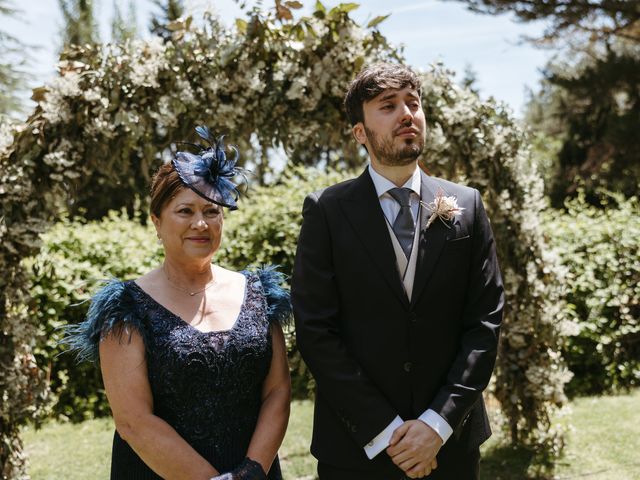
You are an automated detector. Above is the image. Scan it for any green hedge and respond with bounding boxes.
[543,193,640,396]
[31,174,639,421]
[26,211,164,421]
[28,167,350,421]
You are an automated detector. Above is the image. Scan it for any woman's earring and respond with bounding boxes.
[156,234,162,245]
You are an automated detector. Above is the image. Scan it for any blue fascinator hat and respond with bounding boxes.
[172,126,247,210]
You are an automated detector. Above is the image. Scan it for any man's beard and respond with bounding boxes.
[364,124,424,167]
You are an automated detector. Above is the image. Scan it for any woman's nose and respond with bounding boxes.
[192,216,207,229]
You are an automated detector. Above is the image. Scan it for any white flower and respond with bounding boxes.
[422,189,465,229]
[175,79,196,105]
[128,38,168,88]
[285,77,307,100]
[39,72,84,124]
[0,120,15,157]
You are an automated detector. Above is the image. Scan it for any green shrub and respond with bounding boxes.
[32,169,639,420]
[26,211,164,421]
[28,167,352,420]
[543,193,640,396]
[219,166,354,399]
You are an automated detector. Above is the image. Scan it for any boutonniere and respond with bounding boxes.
[421,189,465,229]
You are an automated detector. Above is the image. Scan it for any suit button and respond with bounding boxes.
[409,312,417,323]
[404,362,412,372]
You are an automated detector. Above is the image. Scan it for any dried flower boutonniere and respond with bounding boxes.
[421,189,465,229]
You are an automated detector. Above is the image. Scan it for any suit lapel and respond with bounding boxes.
[411,171,449,306]
[339,169,409,308]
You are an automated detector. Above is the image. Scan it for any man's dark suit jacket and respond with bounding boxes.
[292,168,504,478]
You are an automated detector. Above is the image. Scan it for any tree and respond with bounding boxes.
[0,1,29,117]
[526,40,640,203]
[149,0,185,41]
[58,0,100,51]
[450,0,640,44]
[111,0,138,44]
[451,0,640,203]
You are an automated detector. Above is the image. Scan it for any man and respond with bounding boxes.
[291,63,504,479]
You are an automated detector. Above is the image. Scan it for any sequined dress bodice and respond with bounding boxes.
[108,271,283,479]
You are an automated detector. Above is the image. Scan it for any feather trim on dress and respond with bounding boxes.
[255,266,292,327]
[63,280,147,363]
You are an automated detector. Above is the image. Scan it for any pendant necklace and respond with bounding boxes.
[163,265,217,296]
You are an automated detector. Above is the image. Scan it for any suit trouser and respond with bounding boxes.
[317,445,480,480]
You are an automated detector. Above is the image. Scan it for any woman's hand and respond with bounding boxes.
[211,457,266,480]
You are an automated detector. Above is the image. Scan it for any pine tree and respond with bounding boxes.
[452,0,640,202]
[450,0,639,44]
[149,0,185,41]
[111,0,137,43]
[58,0,100,50]
[0,0,29,117]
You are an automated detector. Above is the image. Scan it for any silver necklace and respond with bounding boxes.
[163,265,217,296]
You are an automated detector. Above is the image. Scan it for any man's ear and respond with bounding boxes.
[352,122,367,145]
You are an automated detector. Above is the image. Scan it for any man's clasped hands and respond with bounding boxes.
[387,420,443,479]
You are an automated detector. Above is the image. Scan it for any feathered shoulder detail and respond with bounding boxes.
[63,280,147,362]
[254,266,292,327]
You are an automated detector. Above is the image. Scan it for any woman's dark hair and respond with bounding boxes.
[150,162,186,217]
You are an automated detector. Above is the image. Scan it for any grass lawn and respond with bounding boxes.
[23,390,640,479]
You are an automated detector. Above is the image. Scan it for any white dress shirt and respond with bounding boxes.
[363,164,453,459]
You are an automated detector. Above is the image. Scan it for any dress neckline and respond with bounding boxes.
[129,271,250,335]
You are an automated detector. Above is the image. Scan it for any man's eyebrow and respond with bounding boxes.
[377,92,399,102]
[376,90,420,103]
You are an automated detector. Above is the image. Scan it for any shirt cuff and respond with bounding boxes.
[418,409,453,444]
[363,415,404,459]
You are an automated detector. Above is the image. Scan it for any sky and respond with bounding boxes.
[3,0,554,117]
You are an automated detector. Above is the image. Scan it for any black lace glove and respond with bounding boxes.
[231,457,266,480]
[211,457,266,480]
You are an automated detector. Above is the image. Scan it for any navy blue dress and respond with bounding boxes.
[66,268,290,479]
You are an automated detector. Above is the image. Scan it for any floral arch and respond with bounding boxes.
[0,4,568,477]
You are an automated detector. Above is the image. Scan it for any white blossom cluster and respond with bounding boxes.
[40,71,84,124]
[128,37,169,88]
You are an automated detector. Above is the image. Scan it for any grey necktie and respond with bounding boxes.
[387,187,416,260]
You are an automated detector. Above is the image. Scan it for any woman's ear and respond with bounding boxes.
[151,214,160,234]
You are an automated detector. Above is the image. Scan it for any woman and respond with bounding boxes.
[65,127,291,479]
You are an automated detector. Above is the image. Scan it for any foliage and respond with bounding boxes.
[543,193,640,397]
[29,1,399,219]
[217,166,354,399]
[451,0,640,44]
[58,0,100,52]
[26,212,164,421]
[29,169,350,420]
[457,0,640,204]
[111,0,138,44]
[1,1,569,476]
[418,66,571,476]
[526,40,640,204]
[149,0,185,41]
[0,0,30,117]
